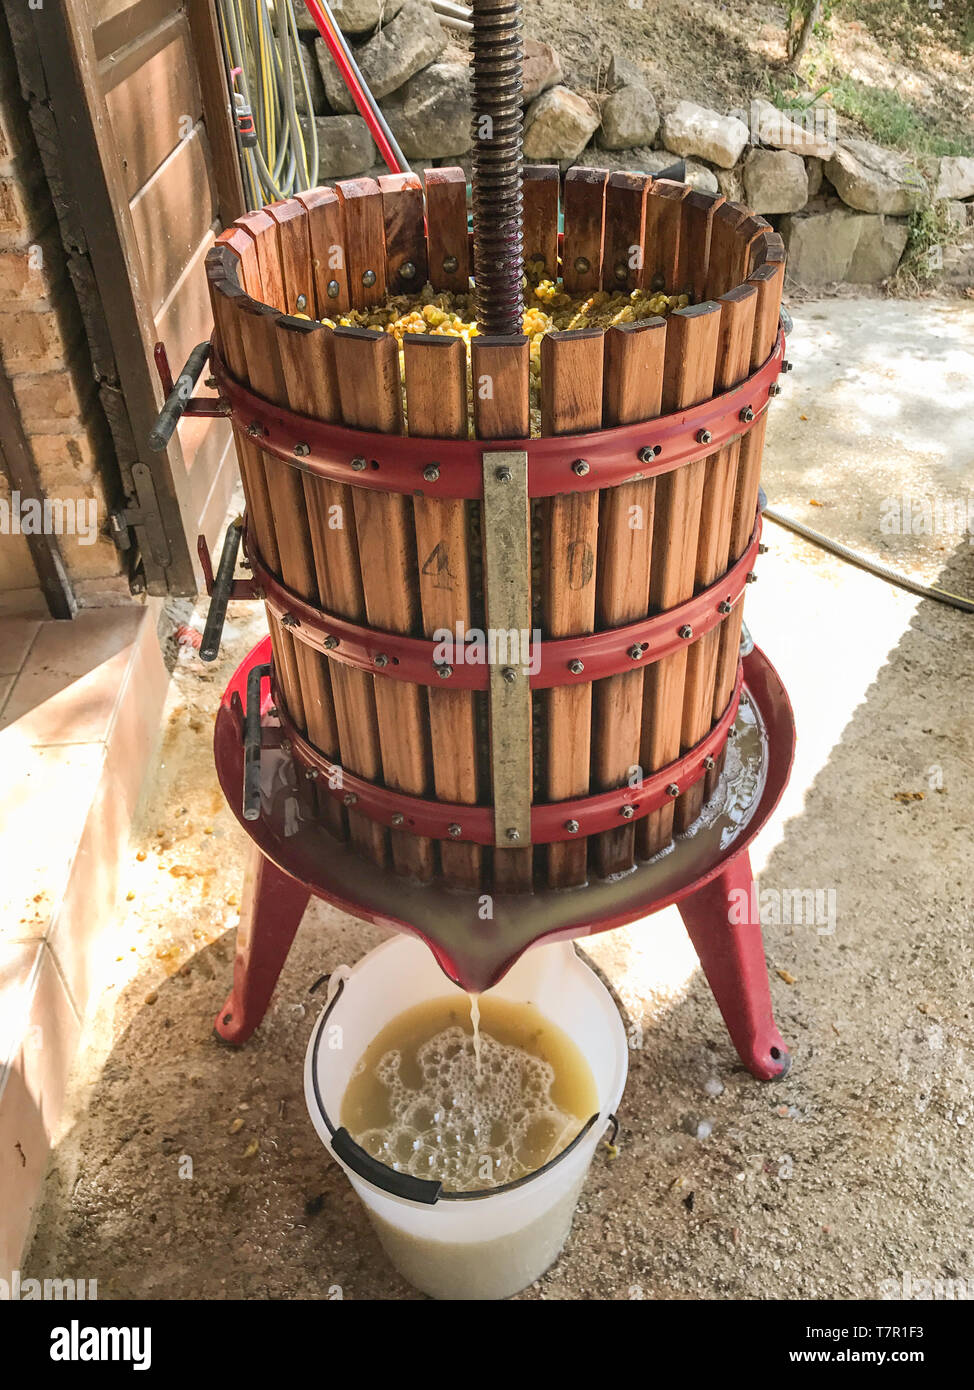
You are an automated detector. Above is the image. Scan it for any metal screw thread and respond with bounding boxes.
[470,0,524,337]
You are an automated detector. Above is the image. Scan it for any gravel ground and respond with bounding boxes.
[23,299,974,1301]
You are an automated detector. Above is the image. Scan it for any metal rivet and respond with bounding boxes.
[506,827,520,843]
[435,663,453,679]
[678,624,693,640]
[739,405,754,423]
[666,783,679,798]
[769,382,782,397]
[391,812,405,827]
[572,459,590,476]
[247,421,262,436]
[351,455,367,471]
[373,653,389,667]
[574,256,590,274]
[746,571,758,584]
[400,261,417,280]
[637,446,657,464]
[323,635,338,650]
[495,465,512,483]
[696,429,712,445]
[718,600,732,615]
[758,543,769,555]
[268,707,278,718]
[423,464,440,482]
[569,659,584,675]
[614,261,628,282]
[703,755,716,771]
[620,804,636,819]
[296,294,308,311]
[502,666,517,684]
[205,375,217,389]
[628,644,644,660]
[281,739,292,754]
[443,255,459,274]
[305,768,318,780]
[327,280,340,299]
[448,822,462,838]
[565,819,580,834]
[782,360,793,372]
[362,269,377,287]
[281,613,299,629]
[294,442,310,457]
[343,792,357,807]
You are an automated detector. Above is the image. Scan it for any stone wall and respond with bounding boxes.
[293,2,974,292]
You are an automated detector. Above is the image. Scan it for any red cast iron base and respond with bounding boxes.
[212,639,795,1081]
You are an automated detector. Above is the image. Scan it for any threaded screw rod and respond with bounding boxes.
[469,0,524,336]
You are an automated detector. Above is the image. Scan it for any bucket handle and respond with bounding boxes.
[331,1128,444,1205]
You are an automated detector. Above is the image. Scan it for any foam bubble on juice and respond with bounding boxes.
[351,1022,581,1191]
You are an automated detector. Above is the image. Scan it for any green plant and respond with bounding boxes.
[893,195,967,293]
[829,75,972,156]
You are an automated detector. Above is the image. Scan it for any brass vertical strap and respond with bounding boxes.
[482,449,532,848]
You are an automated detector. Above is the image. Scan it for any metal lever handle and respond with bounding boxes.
[243,662,271,821]
[148,341,211,451]
[200,519,243,662]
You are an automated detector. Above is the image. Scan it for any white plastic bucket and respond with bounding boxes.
[304,934,628,1300]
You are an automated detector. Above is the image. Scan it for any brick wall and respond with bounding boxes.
[0,15,124,610]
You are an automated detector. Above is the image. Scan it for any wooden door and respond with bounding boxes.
[13,0,244,594]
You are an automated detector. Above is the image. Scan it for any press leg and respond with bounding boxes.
[214,846,311,1045]
[677,849,790,1080]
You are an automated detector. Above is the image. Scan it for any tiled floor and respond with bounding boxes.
[0,603,169,1278]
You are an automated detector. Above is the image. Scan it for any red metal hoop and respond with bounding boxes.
[274,664,743,845]
[209,330,784,500]
[247,518,761,689]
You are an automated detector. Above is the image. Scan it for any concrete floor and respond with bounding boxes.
[23,298,974,1300]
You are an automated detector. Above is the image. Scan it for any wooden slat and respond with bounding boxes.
[472,334,534,891]
[522,165,560,282]
[104,16,201,198]
[425,167,469,293]
[379,172,428,293]
[235,209,287,311]
[643,180,689,293]
[540,328,604,887]
[404,334,482,891]
[637,302,721,859]
[232,299,306,735]
[704,200,748,301]
[296,186,350,316]
[206,274,280,576]
[212,227,262,298]
[602,172,650,293]
[268,314,346,842]
[129,125,216,313]
[266,199,313,315]
[676,191,723,302]
[592,317,666,876]
[333,326,433,879]
[563,166,608,295]
[707,258,785,797]
[336,179,386,308]
[676,283,757,832]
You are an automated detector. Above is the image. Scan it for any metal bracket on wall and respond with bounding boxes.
[109,461,172,569]
[482,449,533,850]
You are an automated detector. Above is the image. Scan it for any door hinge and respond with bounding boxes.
[109,460,172,568]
